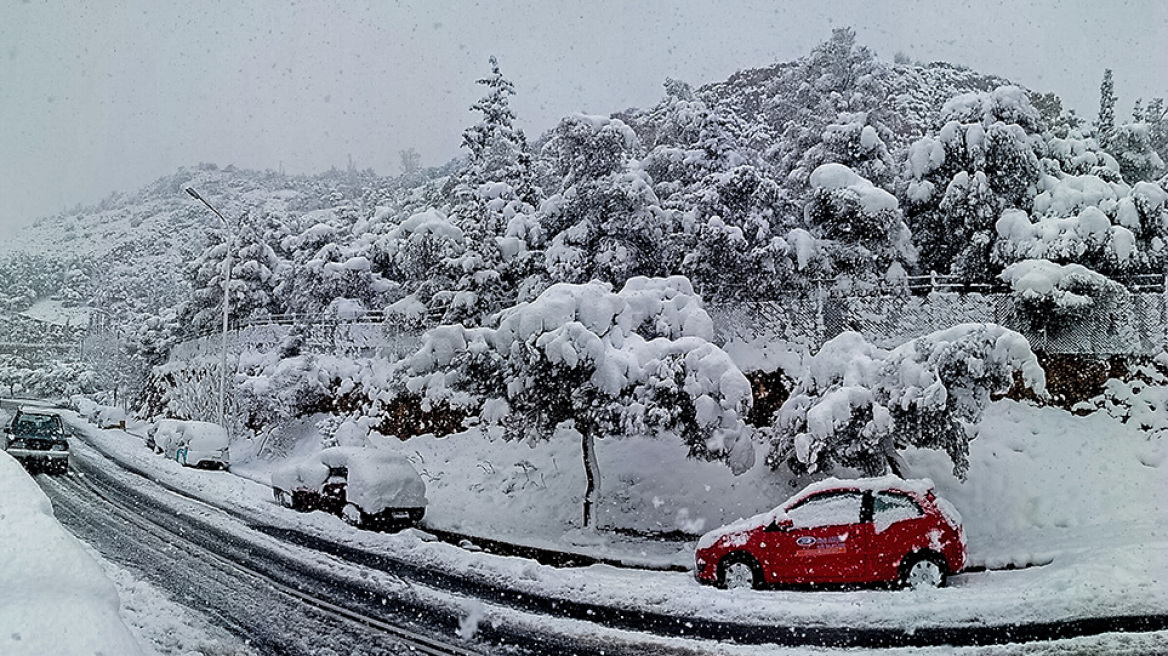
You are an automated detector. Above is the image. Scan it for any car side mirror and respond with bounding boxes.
[765,518,793,532]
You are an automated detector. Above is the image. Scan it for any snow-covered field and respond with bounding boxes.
[66,386,1168,640]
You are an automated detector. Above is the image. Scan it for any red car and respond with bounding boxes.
[695,477,965,590]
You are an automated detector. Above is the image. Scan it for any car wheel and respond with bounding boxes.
[341,503,364,528]
[901,554,946,590]
[717,554,762,590]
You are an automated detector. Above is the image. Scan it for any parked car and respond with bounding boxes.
[146,418,184,452]
[95,405,127,429]
[3,407,70,474]
[151,419,230,469]
[272,446,427,530]
[70,395,97,421]
[695,477,966,590]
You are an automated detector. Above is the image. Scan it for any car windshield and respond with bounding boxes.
[2,4,1166,655]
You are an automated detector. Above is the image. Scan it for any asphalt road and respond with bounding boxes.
[31,423,715,656]
[15,399,1168,653]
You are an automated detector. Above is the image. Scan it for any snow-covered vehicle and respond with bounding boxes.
[271,446,427,530]
[151,419,230,469]
[70,395,98,421]
[3,408,70,474]
[95,405,127,429]
[146,418,184,452]
[695,477,966,590]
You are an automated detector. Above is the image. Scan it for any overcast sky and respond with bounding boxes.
[2,0,1165,237]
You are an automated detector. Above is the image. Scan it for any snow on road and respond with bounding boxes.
[80,541,260,656]
[0,450,143,656]
[66,389,1168,642]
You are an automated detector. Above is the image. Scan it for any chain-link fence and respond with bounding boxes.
[715,289,1168,356]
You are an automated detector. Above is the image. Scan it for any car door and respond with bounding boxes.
[865,491,929,581]
[768,490,867,584]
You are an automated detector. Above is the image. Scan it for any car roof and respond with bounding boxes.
[786,475,934,508]
[16,409,60,418]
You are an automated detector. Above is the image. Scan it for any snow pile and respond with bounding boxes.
[0,452,142,655]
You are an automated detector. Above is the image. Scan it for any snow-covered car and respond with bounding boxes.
[3,408,70,474]
[695,477,966,590]
[153,420,230,469]
[146,418,185,452]
[271,446,427,530]
[95,405,127,429]
[70,395,98,420]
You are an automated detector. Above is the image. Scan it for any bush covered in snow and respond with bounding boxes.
[1000,259,1131,336]
[768,324,1045,479]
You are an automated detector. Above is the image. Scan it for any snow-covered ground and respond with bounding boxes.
[0,449,143,655]
[68,387,1168,640]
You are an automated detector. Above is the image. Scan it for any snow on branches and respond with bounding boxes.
[405,276,754,471]
[768,324,1045,480]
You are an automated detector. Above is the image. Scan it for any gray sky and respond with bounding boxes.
[2,0,1165,238]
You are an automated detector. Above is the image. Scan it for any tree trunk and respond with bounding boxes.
[581,429,601,527]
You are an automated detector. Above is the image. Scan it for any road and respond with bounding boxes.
[40,455,489,655]
[16,400,1168,654]
[26,412,715,656]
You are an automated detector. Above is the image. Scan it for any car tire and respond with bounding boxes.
[900,553,946,590]
[717,554,762,590]
[341,503,364,528]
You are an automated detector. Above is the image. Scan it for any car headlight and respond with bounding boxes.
[52,442,68,451]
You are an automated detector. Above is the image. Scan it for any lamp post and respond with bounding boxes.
[184,187,232,429]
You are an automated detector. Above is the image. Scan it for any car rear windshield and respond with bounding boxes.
[14,415,64,437]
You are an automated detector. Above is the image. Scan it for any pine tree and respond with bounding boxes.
[1095,69,1117,139]
[441,56,541,326]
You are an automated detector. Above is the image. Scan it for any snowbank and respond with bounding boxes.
[0,452,142,655]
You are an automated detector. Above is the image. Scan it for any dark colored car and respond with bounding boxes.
[695,477,966,590]
[272,446,427,530]
[3,407,70,474]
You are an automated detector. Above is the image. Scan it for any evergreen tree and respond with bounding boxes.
[1095,69,1117,139]
[441,56,541,326]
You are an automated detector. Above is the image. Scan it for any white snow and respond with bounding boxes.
[809,163,899,214]
[45,382,1168,651]
[0,450,143,655]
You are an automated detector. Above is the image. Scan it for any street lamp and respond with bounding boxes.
[185,186,232,430]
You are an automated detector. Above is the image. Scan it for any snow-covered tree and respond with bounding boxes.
[540,115,673,288]
[768,325,1045,479]
[1105,122,1165,183]
[182,212,282,332]
[902,86,1043,281]
[405,277,753,527]
[1095,69,1117,139]
[460,56,532,194]
[802,163,915,282]
[673,165,797,300]
[439,56,542,326]
[1000,259,1131,337]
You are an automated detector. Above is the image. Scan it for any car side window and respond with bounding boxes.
[786,491,863,529]
[872,492,924,533]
